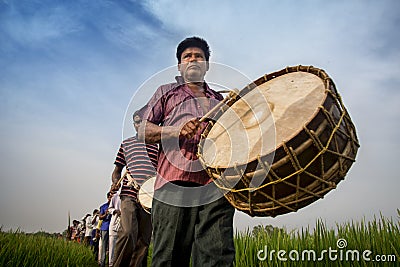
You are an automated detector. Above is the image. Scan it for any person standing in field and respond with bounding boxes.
[111,107,158,267]
[78,217,86,243]
[99,191,113,267]
[139,36,235,267]
[108,188,121,267]
[71,220,79,242]
[84,213,93,246]
[91,209,100,260]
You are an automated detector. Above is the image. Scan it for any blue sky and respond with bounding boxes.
[0,0,399,233]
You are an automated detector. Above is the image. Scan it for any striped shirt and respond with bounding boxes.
[114,136,158,199]
[146,76,223,190]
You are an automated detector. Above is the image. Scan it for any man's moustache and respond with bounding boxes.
[187,63,201,69]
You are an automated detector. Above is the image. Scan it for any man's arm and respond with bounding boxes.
[108,194,116,214]
[91,214,98,225]
[109,194,121,216]
[111,164,124,189]
[99,206,106,219]
[99,212,107,220]
[138,118,201,143]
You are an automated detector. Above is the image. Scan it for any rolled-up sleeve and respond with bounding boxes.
[146,85,166,125]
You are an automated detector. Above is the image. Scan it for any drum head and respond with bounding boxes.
[138,176,156,211]
[202,71,326,168]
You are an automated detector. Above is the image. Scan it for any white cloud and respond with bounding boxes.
[1,3,82,46]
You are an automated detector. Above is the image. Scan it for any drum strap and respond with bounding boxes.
[126,172,140,190]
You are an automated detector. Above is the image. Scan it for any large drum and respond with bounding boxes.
[198,65,360,217]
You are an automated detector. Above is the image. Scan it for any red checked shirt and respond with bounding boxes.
[146,76,223,190]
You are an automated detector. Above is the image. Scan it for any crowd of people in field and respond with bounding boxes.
[67,191,121,266]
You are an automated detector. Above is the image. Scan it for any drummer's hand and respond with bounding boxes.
[180,118,201,139]
[111,182,120,192]
[113,210,121,216]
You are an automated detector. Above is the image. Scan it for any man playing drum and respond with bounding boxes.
[111,107,158,267]
[139,36,235,267]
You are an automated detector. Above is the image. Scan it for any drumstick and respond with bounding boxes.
[114,170,128,187]
[199,88,240,123]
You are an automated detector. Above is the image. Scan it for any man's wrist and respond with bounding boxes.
[162,126,180,139]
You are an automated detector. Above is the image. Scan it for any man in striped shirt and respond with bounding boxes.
[111,107,158,267]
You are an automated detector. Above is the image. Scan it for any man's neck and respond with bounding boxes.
[186,82,205,94]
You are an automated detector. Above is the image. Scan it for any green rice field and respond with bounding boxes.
[235,212,399,266]
[1,211,399,266]
[0,230,98,267]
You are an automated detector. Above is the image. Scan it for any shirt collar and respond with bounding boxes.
[174,76,212,95]
[175,76,185,85]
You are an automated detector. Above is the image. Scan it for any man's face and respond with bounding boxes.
[178,47,209,83]
[133,115,142,132]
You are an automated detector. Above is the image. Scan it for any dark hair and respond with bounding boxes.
[176,36,210,63]
[133,105,148,121]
